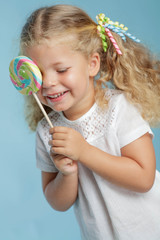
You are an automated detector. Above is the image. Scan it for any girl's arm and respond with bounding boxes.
[42,158,78,211]
[50,127,156,193]
[80,132,156,192]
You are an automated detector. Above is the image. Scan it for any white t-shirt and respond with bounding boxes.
[36,89,160,240]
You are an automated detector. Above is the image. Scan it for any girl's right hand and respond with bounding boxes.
[50,152,78,176]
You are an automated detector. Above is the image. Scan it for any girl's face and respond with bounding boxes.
[26,40,99,120]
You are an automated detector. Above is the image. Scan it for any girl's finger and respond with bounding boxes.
[52,132,67,140]
[52,126,69,133]
[49,139,65,147]
[53,156,73,167]
[51,147,66,155]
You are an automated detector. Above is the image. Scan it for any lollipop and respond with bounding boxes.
[9,56,53,128]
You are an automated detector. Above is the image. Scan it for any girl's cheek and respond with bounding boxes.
[37,89,46,104]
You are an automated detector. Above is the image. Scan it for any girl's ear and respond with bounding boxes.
[88,52,100,77]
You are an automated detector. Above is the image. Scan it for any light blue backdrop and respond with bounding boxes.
[1,0,160,239]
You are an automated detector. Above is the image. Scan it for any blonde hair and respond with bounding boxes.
[20,4,160,131]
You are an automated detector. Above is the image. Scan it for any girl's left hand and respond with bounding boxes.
[49,126,88,161]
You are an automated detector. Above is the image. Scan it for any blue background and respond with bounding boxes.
[1,0,160,239]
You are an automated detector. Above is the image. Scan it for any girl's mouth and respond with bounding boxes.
[46,91,69,102]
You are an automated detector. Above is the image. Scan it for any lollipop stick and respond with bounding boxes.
[33,92,73,165]
[32,92,53,128]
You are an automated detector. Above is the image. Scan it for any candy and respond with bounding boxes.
[9,56,42,95]
[9,56,53,128]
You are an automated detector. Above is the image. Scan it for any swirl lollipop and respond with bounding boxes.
[9,56,53,128]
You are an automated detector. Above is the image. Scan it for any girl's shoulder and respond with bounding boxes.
[104,88,145,125]
[105,88,122,99]
[105,88,126,108]
[105,88,141,111]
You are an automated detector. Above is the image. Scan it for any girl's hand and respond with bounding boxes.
[49,127,88,161]
[50,153,78,176]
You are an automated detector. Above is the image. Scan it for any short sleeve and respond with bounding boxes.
[114,94,153,148]
[36,125,58,172]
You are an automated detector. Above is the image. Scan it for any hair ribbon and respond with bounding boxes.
[96,13,140,55]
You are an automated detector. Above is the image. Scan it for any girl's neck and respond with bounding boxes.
[63,83,95,121]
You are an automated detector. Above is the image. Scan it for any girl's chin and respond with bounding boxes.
[48,103,69,113]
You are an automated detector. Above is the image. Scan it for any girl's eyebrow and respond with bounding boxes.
[52,62,65,66]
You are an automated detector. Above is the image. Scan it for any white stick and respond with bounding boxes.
[33,93,73,165]
[33,92,53,128]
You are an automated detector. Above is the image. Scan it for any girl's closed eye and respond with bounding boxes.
[57,67,70,73]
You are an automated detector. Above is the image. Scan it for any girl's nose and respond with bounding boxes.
[42,73,58,88]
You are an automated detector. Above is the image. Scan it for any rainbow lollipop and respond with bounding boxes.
[9,56,53,128]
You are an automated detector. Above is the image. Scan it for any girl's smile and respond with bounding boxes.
[26,40,99,120]
[45,90,70,103]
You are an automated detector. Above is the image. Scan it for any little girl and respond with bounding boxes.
[20,4,160,240]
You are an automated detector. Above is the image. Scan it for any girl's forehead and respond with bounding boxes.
[26,43,73,59]
[27,36,82,60]
[25,38,87,68]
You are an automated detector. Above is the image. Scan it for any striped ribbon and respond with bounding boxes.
[96,13,140,55]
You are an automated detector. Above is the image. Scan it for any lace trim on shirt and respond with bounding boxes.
[38,89,121,144]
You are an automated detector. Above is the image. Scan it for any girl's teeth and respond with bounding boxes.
[50,92,64,99]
